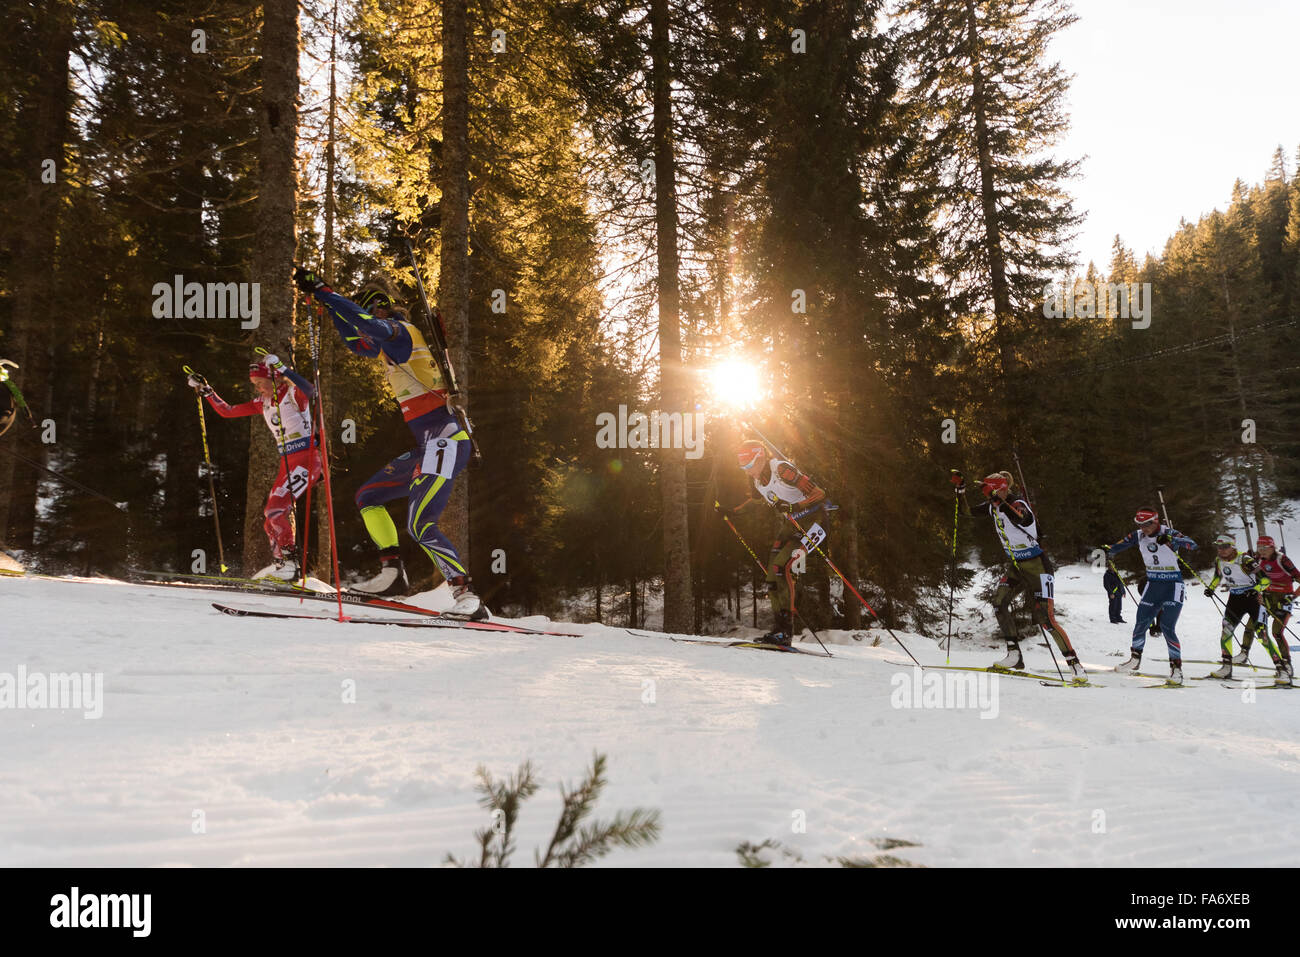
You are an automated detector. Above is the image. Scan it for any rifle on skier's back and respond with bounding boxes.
[403,238,481,464]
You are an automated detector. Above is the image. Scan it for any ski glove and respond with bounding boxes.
[187,374,213,396]
[1155,532,1172,546]
[1203,587,1214,598]
[949,470,965,494]
[293,266,329,293]
[262,353,287,374]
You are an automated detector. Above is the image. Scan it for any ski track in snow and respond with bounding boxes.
[1,567,1297,867]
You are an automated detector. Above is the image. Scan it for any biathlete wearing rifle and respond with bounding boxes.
[1205,536,1277,671]
[960,472,1073,656]
[731,440,828,634]
[301,278,472,583]
[195,357,322,562]
[1103,509,1196,663]
[1251,537,1298,673]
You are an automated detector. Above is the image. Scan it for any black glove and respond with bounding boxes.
[949,470,965,494]
[293,266,328,293]
[1148,622,1161,637]
[186,373,213,396]
[1203,587,1213,598]
[713,502,733,518]
[1156,532,1172,546]
[1099,544,1111,553]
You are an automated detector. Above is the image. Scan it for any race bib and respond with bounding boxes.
[800,522,826,553]
[286,465,311,499]
[420,436,457,480]
[1037,573,1055,600]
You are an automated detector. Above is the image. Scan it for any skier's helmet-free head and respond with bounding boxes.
[1213,535,1237,551]
[980,473,1010,497]
[1134,508,1160,528]
[737,439,766,472]
[248,358,274,381]
[1256,535,1276,553]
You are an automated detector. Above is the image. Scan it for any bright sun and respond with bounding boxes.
[706,359,765,411]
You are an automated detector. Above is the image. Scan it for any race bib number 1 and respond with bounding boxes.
[800,522,826,553]
[421,437,458,480]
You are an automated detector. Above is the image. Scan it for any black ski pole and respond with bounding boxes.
[5,443,127,512]
[183,366,227,573]
[946,470,962,663]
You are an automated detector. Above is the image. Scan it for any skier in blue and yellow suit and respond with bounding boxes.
[293,266,483,617]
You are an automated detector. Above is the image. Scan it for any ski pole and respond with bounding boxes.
[946,471,961,662]
[782,511,922,666]
[304,296,346,620]
[5,445,127,512]
[715,502,832,655]
[183,367,227,573]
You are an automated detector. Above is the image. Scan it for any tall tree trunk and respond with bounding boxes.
[650,0,695,633]
[242,0,299,573]
[438,0,471,581]
[0,5,72,552]
[313,0,341,576]
[965,0,1015,382]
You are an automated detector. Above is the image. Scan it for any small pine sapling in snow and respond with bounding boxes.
[446,753,661,868]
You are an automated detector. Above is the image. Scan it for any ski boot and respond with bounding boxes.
[1167,661,1183,686]
[1066,656,1088,685]
[1115,650,1142,674]
[990,640,1023,672]
[356,552,409,596]
[1208,658,1233,680]
[254,555,298,581]
[759,611,793,647]
[448,576,489,621]
[1231,637,1254,665]
[1276,660,1294,687]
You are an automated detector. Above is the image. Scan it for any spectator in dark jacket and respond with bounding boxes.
[1103,567,1126,623]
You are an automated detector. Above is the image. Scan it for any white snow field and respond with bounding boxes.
[1,564,1297,868]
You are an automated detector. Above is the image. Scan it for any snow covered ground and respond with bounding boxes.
[1,564,1297,867]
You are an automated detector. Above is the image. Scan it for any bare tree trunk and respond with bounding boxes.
[650,0,695,633]
[0,5,71,551]
[965,0,1015,381]
[438,0,471,581]
[312,0,341,577]
[242,0,299,573]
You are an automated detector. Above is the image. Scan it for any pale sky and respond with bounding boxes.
[1051,0,1300,270]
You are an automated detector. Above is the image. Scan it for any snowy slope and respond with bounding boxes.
[1,566,1297,867]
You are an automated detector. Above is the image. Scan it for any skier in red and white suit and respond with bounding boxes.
[187,355,322,579]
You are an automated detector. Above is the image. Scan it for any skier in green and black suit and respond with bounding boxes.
[953,470,1085,681]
